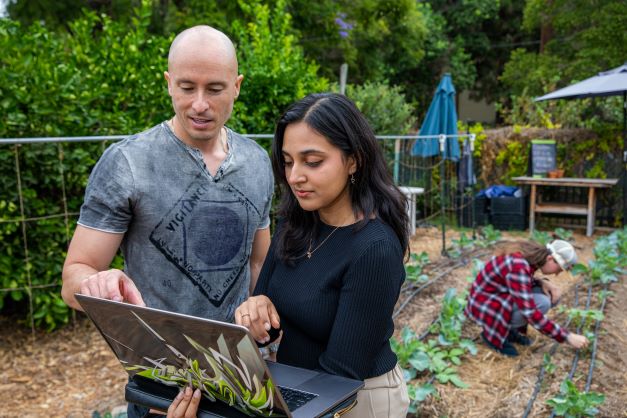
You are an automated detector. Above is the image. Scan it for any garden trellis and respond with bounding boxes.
[387,133,478,254]
[0,133,472,332]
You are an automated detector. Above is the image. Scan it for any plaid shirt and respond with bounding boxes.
[464,252,569,348]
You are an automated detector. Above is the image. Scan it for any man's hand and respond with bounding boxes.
[79,268,145,306]
[539,279,562,305]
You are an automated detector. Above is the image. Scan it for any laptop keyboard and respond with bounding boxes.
[277,386,318,411]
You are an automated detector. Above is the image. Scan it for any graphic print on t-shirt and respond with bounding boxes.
[149,178,252,307]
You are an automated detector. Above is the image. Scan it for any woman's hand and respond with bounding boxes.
[539,279,562,304]
[165,387,200,418]
[235,295,280,344]
[566,333,589,349]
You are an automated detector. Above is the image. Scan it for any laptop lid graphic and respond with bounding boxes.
[75,294,362,418]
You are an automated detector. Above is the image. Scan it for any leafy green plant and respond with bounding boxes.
[449,232,475,258]
[543,353,556,375]
[558,308,604,331]
[230,0,328,137]
[597,290,614,303]
[410,251,430,268]
[343,80,416,135]
[553,227,574,241]
[530,229,552,246]
[478,225,502,247]
[546,380,605,417]
[408,340,469,388]
[405,251,430,283]
[430,288,468,345]
[407,383,437,415]
[390,326,424,381]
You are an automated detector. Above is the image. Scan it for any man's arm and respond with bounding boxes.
[248,227,271,293]
[61,225,143,310]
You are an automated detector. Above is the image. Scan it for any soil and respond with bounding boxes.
[0,227,624,417]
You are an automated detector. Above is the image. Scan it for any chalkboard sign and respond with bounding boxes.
[529,139,556,177]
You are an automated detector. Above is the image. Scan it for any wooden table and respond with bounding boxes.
[512,177,618,236]
[398,186,425,236]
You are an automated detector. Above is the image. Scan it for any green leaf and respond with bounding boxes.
[413,383,436,402]
[459,339,478,355]
[409,352,430,372]
[449,375,469,389]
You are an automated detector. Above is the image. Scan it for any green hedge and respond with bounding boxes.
[0,1,327,330]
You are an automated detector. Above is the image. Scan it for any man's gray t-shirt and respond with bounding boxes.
[78,123,274,322]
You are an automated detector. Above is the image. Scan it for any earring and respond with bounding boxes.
[350,173,355,184]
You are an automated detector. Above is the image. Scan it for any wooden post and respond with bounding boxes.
[529,184,537,233]
[586,187,597,237]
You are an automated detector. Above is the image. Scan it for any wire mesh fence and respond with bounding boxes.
[0,133,474,332]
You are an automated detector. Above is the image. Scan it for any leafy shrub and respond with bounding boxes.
[343,80,416,135]
[0,5,171,330]
[230,0,329,142]
[0,2,328,330]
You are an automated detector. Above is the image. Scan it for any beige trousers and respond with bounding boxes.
[343,364,410,418]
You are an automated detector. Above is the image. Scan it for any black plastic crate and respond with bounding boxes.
[475,196,489,225]
[491,213,527,230]
[491,196,527,215]
[457,196,489,227]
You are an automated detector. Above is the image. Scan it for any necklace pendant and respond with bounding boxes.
[307,251,312,259]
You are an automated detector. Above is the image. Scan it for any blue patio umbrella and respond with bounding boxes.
[411,73,461,160]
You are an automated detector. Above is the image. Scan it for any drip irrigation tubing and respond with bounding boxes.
[394,261,465,319]
[395,246,493,319]
[522,283,581,418]
[585,284,610,392]
[548,284,594,418]
[401,246,492,293]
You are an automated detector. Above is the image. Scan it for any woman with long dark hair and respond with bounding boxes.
[234,93,410,417]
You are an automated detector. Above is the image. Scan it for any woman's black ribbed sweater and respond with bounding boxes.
[253,219,405,380]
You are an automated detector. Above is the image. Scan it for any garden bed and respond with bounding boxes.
[0,227,625,417]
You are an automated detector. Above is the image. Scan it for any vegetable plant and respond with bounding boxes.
[531,230,552,245]
[546,380,605,417]
[478,225,502,247]
[553,227,573,241]
[557,308,604,331]
[430,288,468,345]
[407,383,437,415]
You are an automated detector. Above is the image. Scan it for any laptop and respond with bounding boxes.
[75,294,363,418]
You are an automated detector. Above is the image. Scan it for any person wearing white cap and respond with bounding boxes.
[465,239,589,357]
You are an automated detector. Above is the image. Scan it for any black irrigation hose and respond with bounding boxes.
[522,284,581,418]
[394,262,464,319]
[548,284,594,418]
[585,284,610,392]
[418,318,438,341]
[395,249,492,319]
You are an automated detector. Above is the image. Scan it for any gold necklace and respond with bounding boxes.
[306,226,340,259]
[305,215,354,259]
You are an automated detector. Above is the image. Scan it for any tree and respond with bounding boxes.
[6,0,141,30]
[503,0,627,97]
[229,0,329,136]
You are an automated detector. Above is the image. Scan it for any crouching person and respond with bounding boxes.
[465,239,589,357]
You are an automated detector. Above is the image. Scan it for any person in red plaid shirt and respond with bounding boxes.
[465,240,589,357]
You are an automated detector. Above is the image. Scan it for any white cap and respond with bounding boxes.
[546,240,577,270]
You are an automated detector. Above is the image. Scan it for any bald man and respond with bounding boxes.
[61,25,273,324]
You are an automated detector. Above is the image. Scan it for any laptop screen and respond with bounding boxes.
[76,294,288,417]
